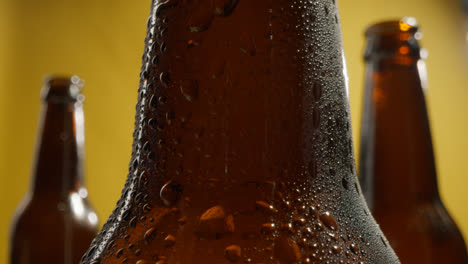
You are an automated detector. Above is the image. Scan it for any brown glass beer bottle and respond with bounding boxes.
[359,18,468,263]
[10,76,99,264]
[81,1,399,263]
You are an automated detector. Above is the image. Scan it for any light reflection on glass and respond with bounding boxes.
[79,187,88,198]
[88,212,98,225]
[417,58,429,92]
[70,193,85,217]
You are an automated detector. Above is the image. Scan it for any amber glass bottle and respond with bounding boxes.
[81,1,399,263]
[359,18,468,263]
[10,76,99,264]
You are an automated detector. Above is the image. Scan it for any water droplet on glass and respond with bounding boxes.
[255,201,278,214]
[210,59,226,79]
[380,236,388,247]
[213,0,239,16]
[332,245,341,255]
[148,118,157,129]
[273,236,302,264]
[160,72,170,87]
[160,42,167,53]
[178,217,187,225]
[354,182,361,195]
[261,223,276,235]
[342,177,349,190]
[166,111,175,125]
[164,234,176,247]
[309,205,319,219]
[225,245,242,262]
[313,82,322,101]
[308,158,317,178]
[239,34,257,56]
[152,54,159,65]
[129,216,137,228]
[293,217,306,227]
[144,227,157,244]
[180,79,199,102]
[320,211,338,231]
[187,6,214,33]
[312,107,320,130]
[132,158,139,170]
[196,205,234,239]
[143,203,152,213]
[115,248,124,258]
[280,223,295,235]
[302,227,315,238]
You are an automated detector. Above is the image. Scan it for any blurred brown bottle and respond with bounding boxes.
[80,1,399,263]
[9,76,99,264]
[359,18,468,264]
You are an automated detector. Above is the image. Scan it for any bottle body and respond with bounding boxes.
[82,1,398,263]
[10,76,98,264]
[360,19,468,263]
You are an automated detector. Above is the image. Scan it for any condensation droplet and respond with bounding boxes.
[273,236,302,264]
[148,118,157,129]
[261,223,276,235]
[255,201,278,214]
[196,205,234,239]
[144,227,157,243]
[381,236,388,247]
[302,227,315,238]
[178,217,187,225]
[332,245,341,255]
[293,217,306,227]
[225,245,242,262]
[210,59,226,79]
[354,182,361,195]
[160,72,170,87]
[309,205,319,219]
[143,203,152,213]
[313,107,320,130]
[164,234,176,247]
[160,42,167,53]
[213,0,239,16]
[180,79,199,102]
[280,223,295,235]
[342,177,349,190]
[166,111,175,125]
[152,54,159,65]
[308,158,317,178]
[115,248,124,258]
[313,82,322,101]
[187,6,213,33]
[239,34,257,56]
[320,211,338,231]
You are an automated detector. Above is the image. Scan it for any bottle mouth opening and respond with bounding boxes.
[366,17,419,37]
[364,17,423,62]
[41,75,84,103]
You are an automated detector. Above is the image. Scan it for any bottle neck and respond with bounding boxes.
[31,100,85,199]
[360,56,439,211]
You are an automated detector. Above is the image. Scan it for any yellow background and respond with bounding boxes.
[1,0,467,262]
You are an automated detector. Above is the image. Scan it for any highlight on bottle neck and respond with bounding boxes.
[364,17,426,63]
[41,75,85,103]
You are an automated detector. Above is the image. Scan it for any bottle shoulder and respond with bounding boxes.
[11,191,99,231]
[374,200,466,241]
